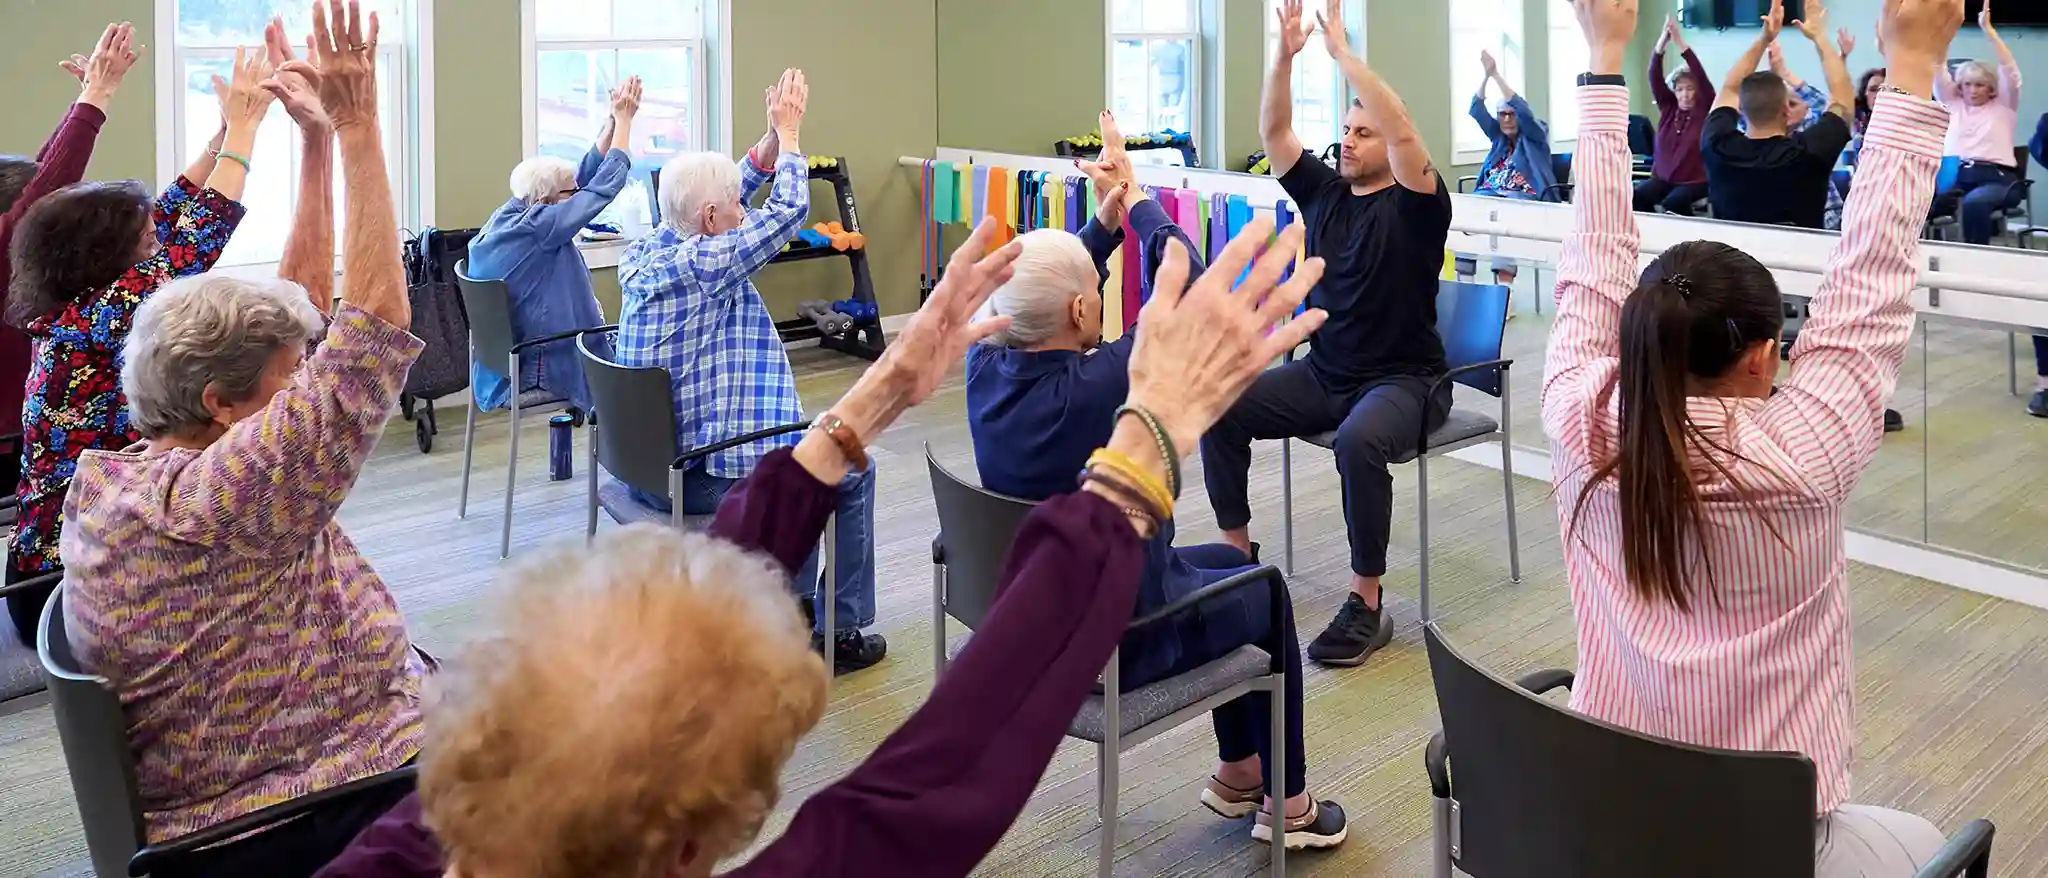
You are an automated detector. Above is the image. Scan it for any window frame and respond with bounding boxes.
[1545,10,1587,147]
[154,0,432,273]
[1261,0,1362,157]
[520,0,717,167]
[1448,0,1527,165]
[1105,0,1204,166]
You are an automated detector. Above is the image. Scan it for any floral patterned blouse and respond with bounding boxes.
[62,303,427,840]
[11,176,244,575]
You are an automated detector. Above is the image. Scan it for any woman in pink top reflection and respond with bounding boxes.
[1547,0,1963,875]
[1933,1,2021,245]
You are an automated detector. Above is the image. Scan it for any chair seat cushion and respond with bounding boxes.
[1300,408,1501,463]
[0,624,43,702]
[596,479,714,530]
[1069,645,1274,743]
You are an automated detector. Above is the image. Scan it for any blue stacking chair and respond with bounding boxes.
[1277,280,1521,623]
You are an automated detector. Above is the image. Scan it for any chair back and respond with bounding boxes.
[927,446,1038,631]
[575,331,680,500]
[1550,152,1572,186]
[1436,280,1510,396]
[1627,114,1655,158]
[1424,624,1815,877]
[454,259,518,366]
[2013,146,2030,179]
[37,587,148,878]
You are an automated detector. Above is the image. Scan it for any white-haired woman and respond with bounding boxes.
[464,76,640,412]
[61,7,424,875]
[1933,3,2020,246]
[960,114,1349,848]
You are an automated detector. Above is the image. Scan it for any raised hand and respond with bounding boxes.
[1480,49,1499,78]
[770,68,808,151]
[1880,0,1965,98]
[1980,0,1995,33]
[611,75,643,118]
[1275,0,1311,60]
[1076,110,1137,228]
[1767,40,1788,71]
[212,46,279,133]
[826,219,1023,441]
[1317,0,1353,60]
[1570,0,1637,73]
[1128,221,1326,455]
[281,0,383,133]
[1762,0,1785,42]
[261,17,328,130]
[1837,27,1856,57]
[1792,0,1829,42]
[68,22,141,108]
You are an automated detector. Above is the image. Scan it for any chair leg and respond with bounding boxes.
[500,353,520,560]
[823,513,837,679]
[1268,679,1286,876]
[932,562,947,679]
[1500,441,1522,585]
[1281,438,1294,577]
[1418,452,1431,624]
[585,418,600,541]
[458,381,478,519]
[1432,795,1455,878]
[1096,737,1119,877]
[2011,332,2020,397]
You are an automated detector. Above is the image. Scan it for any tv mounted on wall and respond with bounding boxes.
[1966,1,2048,26]
[1681,0,1806,29]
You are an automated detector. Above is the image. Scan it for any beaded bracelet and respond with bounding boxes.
[1079,466,1166,524]
[1113,404,1179,499]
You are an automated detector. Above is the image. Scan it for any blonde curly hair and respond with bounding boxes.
[421,524,829,878]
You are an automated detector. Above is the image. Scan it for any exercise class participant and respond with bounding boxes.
[1203,0,1451,667]
[1467,48,1553,285]
[1548,0,1961,873]
[1701,0,1853,229]
[1637,15,1712,213]
[1934,3,2022,247]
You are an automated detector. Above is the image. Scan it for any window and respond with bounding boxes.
[525,0,709,232]
[1449,0,1525,160]
[163,0,417,268]
[1546,10,1588,144]
[1263,0,1354,155]
[1108,0,1199,165]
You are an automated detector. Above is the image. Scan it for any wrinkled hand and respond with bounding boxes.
[611,75,642,118]
[212,45,278,131]
[280,0,382,133]
[1317,0,1352,59]
[830,219,1022,439]
[1571,0,1638,69]
[261,17,328,130]
[1793,0,1829,42]
[770,68,808,139]
[1127,221,1326,456]
[65,22,140,100]
[1275,0,1311,59]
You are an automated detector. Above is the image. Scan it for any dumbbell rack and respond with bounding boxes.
[766,159,886,361]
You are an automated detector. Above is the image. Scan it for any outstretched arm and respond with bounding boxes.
[1323,0,1434,193]
[1984,11,2021,108]
[266,18,335,313]
[1715,1,1782,112]
[1262,0,1312,178]
[1797,1,1855,123]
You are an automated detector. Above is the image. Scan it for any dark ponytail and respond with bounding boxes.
[1569,241,1786,611]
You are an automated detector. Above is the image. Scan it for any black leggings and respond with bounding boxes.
[1633,177,1709,214]
[5,563,58,648]
[150,761,419,878]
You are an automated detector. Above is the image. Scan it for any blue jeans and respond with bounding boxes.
[629,461,878,635]
[1951,162,2023,245]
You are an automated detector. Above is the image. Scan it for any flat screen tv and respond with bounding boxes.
[1682,0,1807,29]
[1966,1,2048,26]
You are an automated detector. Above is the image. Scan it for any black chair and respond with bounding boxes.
[926,448,1293,875]
[1421,623,1998,878]
[1278,280,1522,623]
[37,585,418,877]
[574,330,838,653]
[452,259,615,559]
[1543,151,1575,202]
[0,570,58,711]
[1628,113,1656,172]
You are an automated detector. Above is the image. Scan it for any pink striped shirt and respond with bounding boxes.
[1543,86,1948,815]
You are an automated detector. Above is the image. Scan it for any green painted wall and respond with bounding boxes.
[936,0,1101,156]
[1,0,155,182]
[1220,0,1266,170]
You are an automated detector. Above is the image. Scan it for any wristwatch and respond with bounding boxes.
[1578,73,1627,87]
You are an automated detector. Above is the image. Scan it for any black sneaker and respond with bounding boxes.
[2029,390,2048,418]
[814,630,888,673]
[1252,799,1349,849]
[1883,409,1905,433]
[1306,592,1391,667]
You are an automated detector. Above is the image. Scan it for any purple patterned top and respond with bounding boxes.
[61,302,427,840]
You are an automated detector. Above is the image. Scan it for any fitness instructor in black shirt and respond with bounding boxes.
[1700,0,1854,229]
[1201,0,1450,668]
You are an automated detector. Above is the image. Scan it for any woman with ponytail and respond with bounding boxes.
[1547,0,1962,874]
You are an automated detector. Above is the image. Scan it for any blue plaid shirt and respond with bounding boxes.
[618,151,809,478]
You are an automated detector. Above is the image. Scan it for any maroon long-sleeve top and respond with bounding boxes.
[1648,49,1713,186]
[317,447,1147,878]
[0,103,106,433]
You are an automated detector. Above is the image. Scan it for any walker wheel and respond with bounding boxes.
[416,416,433,453]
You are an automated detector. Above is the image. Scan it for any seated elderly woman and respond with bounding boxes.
[961,113,1347,850]
[3,42,278,645]
[1465,50,1553,285]
[316,215,1329,878]
[60,10,425,876]
[464,76,641,412]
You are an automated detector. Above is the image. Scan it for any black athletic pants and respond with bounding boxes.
[1200,361,1450,578]
[151,759,419,878]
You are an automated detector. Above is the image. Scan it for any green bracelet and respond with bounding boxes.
[1114,404,1180,500]
[216,150,252,171]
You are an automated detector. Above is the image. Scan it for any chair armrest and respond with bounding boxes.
[1127,565,1283,631]
[1425,730,1451,798]
[1912,819,1995,878]
[1515,668,1574,695]
[1419,359,1515,457]
[1457,176,1478,194]
[509,323,620,354]
[672,421,814,469]
[0,570,61,601]
[128,766,419,875]
[1541,183,1575,203]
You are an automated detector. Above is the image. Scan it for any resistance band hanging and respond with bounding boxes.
[1067,177,1087,233]
[970,165,988,226]
[1208,193,1228,263]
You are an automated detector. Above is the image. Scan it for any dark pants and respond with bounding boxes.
[151,763,418,878]
[1633,177,1709,214]
[1120,544,1307,799]
[1201,361,1451,578]
[2035,335,2048,377]
[1950,162,2023,245]
[5,563,58,648]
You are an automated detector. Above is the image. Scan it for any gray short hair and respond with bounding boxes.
[1956,60,1997,89]
[122,274,326,439]
[509,156,577,203]
[658,152,741,234]
[980,229,1096,348]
